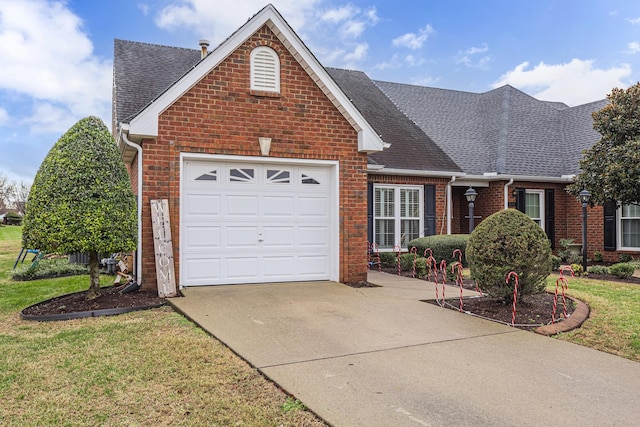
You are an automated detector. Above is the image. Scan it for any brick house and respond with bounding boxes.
[113,5,634,292]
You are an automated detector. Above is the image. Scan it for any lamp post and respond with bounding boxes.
[465,186,478,233]
[579,189,591,273]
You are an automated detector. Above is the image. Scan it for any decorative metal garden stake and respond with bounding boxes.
[410,246,418,278]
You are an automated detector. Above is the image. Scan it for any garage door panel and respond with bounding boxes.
[263,226,294,247]
[185,194,221,216]
[297,255,329,276]
[226,226,260,248]
[226,257,259,279]
[184,257,221,282]
[226,195,259,216]
[298,197,328,217]
[263,256,295,278]
[184,226,221,249]
[297,226,328,247]
[264,196,294,216]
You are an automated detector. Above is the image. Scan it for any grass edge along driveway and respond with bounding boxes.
[0,226,326,427]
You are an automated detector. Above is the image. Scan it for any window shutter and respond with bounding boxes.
[603,200,617,251]
[515,188,526,213]
[367,182,373,243]
[545,189,555,249]
[424,184,436,236]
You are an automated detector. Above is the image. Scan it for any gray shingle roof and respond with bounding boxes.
[375,80,606,177]
[326,68,461,173]
[113,38,606,179]
[113,39,201,125]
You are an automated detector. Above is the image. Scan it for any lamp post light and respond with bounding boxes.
[465,186,478,233]
[579,189,591,273]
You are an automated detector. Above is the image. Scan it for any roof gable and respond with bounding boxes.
[119,4,385,153]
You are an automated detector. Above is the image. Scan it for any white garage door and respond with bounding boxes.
[181,159,336,286]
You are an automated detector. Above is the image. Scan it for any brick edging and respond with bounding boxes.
[535,295,590,336]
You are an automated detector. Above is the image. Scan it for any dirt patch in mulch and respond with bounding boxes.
[22,285,165,317]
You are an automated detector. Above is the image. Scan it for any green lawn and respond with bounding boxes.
[548,277,640,362]
[0,226,325,426]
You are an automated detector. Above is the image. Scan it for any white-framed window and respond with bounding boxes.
[525,190,545,230]
[250,46,280,92]
[374,185,423,249]
[618,203,640,249]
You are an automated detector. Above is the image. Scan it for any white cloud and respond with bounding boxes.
[22,102,78,135]
[404,54,425,67]
[321,4,357,23]
[456,43,491,69]
[156,0,321,42]
[0,0,111,133]
[392,24,433,50]
[492,59,632,105]
[626,16,640,24]
[343,43,368,63]
[627,41,640,54]
[0,108,8,125]
[138,3,151,16]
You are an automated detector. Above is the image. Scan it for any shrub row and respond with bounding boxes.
[12,258,89,281]
[407,234,470,267]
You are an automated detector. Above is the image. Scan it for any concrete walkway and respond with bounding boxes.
[169,271,640,426]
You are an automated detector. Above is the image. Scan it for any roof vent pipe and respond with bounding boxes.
[199,39,209,59]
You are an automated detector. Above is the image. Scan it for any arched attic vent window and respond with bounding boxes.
[250,46,280,92]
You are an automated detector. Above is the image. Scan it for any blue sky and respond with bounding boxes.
[1,0,639,184]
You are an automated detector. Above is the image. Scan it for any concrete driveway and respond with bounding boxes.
[169,271,640,426]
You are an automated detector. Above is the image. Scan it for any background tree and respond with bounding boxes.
[0,172,13,213]
[569,83,640,205]
[22,116,137,300]
[9,181,30,214]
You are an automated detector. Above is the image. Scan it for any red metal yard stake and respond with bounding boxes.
[552,276,570,324]
[425,255,440,302]
[410,246,418,278]
[369,242,381,271]
[560,265,575,278]
[394,246,402,275]
[440,260,447,301]
[451,261,464,312]
[506,271,519,327]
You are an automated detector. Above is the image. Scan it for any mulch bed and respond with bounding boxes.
[22,285,165,317]
[431,293,576,329]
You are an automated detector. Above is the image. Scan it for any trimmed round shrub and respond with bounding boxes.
[609,262,634,279]
[466,209,552,301]
[407,234,470,267]
[22,116,137,299]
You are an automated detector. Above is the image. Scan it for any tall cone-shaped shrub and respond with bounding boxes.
[466,209,552,302]
[23,116,137,300]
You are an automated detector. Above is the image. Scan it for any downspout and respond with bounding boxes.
[503,178,514,210]
[446,176,456,235]
[120,129,143,286]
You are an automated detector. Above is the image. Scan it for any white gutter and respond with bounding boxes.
[463,174,576,183]
[446,176,456,235]
[503,178,514,209]
[368,166,466,178]
[119,126,143,285]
